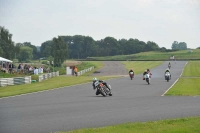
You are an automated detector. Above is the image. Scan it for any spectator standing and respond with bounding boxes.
[21,63,24,74]
[74,66,78,76]
[8,63,13,74]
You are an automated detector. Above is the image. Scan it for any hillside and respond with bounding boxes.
[87,49,200,61]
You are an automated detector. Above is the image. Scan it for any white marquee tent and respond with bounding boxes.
[0,57,13,63]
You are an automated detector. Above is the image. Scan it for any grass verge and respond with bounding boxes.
[60,117,200,133]
[182,61,200,76]
[165,61,200,96]
[121,61,163,74]
[89,49,200,60]
[165,78,200,96]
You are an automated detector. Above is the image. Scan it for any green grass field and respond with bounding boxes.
[89,49,200,61]
[182,61,200,77]
[121,61,163,74]
[60,117,200,133]
[166,61,200,96]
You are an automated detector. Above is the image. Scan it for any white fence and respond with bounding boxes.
[0,76,31,87]
[38,71,59,82]
[77,66,94,76]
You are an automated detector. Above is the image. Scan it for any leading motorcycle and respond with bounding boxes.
[93,80,112,97]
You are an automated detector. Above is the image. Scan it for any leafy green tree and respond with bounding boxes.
[23,42,40,59]
[18,46,33,62]
[72,35,84,59]
[40,40,53,58]
[99,37,120,56]
[0,46,3,56]
[171,41,187,50]
[146,41,159,51]
[81,36,96,58]
[118,39,127,55]
[52,36,68,67]
[171,41,179,50]
[0,26,15,59]
[178,42,187,50]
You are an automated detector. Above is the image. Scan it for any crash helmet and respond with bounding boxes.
[93,77,97,81]
[145,70,147,72]
[147,69,150,71]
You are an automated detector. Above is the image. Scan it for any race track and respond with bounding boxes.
[0,61,200,133]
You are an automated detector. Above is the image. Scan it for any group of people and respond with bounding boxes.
[0,62,51,75]
[0,62,15,74]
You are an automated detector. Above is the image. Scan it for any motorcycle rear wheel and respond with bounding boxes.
[146,78,150,85]
[99,88,106,97]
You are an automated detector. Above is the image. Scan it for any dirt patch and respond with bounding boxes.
[90,61,128,76]
[64,61,82,66]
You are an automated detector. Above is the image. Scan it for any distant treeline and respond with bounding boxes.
[41,35,177,59]
[1,26,191,66]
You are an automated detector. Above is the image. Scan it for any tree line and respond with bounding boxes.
[41,35,161,59]
[0,26,192,67]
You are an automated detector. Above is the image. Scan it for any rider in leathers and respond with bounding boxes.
[143,70,148,80]
[92,77,112,95]
[129,69,134,78]
[165,68,171,79]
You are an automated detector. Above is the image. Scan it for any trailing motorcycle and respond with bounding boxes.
[129,71,134,80]
[93,80,112,97]
[165,72,171,82]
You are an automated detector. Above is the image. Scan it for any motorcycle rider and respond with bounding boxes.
[168,62,171,69]
[165,68,171,79]
[143,70,148,80]
[92,77,112,95]
[147,68,152,78]
[129,68,134,78]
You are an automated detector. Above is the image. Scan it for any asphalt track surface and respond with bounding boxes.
[0,61,200,133]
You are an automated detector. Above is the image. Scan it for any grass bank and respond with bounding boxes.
[121,61,163,74]
[89,49,200,61]
[166,61,200,96]
[60,117,200,133]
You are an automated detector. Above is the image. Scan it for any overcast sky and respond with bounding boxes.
[0,0,200,49]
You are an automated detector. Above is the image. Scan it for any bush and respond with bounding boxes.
[42,61,47,64]
[25,59,31,63]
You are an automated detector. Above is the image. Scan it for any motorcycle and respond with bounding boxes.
[93,80,112,97]
[144,73,150,85]
[168,65,171,69]
[129,71,134,80]
[165,72,171,82]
